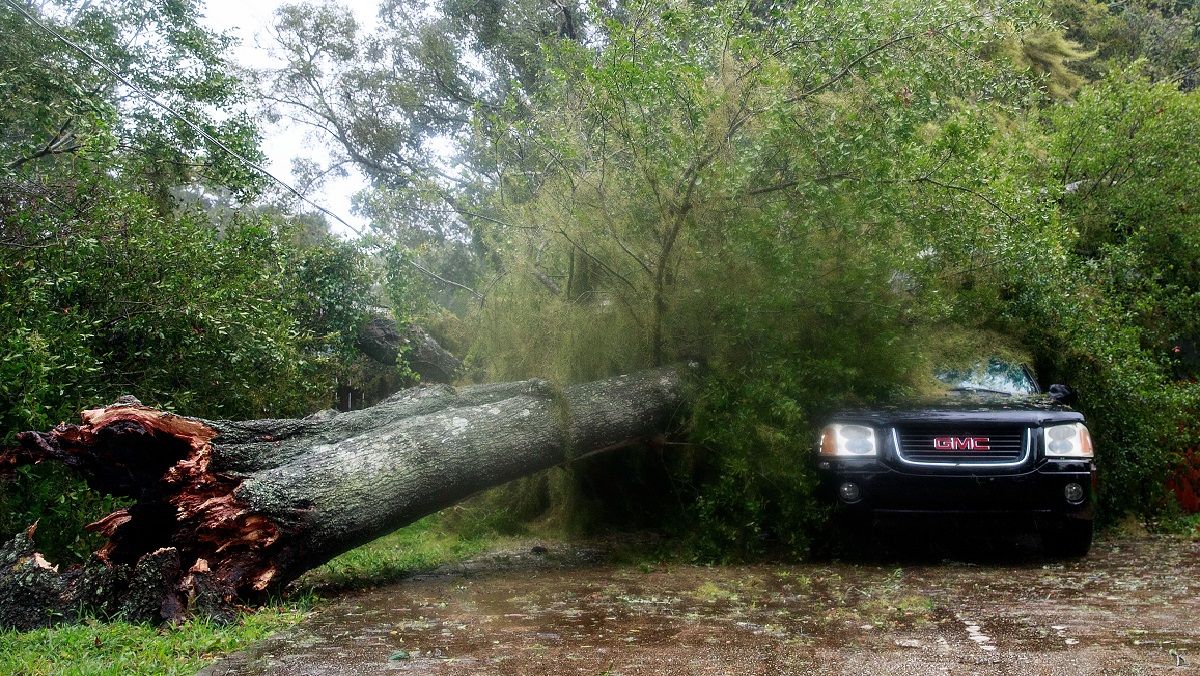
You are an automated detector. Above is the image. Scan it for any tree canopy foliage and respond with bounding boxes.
[263,0,1200,554]
[3,0,1199,563]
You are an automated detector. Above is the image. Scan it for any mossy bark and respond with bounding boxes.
[0,368,684,629]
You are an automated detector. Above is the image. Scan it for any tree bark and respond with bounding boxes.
[0,368,684,629]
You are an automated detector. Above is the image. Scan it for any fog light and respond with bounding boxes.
[1064,482,1085,504]
[839,482,862,503]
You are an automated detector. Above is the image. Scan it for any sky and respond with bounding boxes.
[199,0,377,237]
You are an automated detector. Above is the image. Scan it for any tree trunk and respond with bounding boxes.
[0,368,684,630]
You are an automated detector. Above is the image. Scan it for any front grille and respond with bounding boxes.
[895,426,1027,465]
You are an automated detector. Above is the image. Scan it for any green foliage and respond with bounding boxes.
[0,173,375,561]
[475,0,1041,367]
[1156,511,1200,539]
[456,0,1063,556]
[0,181,372,424]
[145,0,1198,561]
[1052,0,1200,86]
[0,0,267,194]
[1003,69,1200,516]
[448,0,1200,549]
[998,27,1095,98]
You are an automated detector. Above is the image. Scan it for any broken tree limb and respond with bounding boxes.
[356,317,461,384]
[0,368,685,629]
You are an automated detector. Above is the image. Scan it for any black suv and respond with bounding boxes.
[816,359,1096,556]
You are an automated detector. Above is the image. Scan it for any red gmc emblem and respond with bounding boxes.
[933,436,991,451]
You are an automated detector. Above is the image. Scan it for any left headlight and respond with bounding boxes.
[819,424,878,457]
[1042,423,1094,458]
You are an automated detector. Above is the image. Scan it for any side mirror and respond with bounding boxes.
[1048,383,1076,405]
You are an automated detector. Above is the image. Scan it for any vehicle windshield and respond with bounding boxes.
[935,358,1038,396]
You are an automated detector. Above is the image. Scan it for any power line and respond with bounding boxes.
[2,0,365,237]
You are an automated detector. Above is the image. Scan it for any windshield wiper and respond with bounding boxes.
[950,386,1013,396]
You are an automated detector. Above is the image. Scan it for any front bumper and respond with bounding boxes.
[817,458,1096,520]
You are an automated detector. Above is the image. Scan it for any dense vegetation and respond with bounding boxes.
[2,0,1199,573]
[0,0,376,561]
[264,0,1200,557]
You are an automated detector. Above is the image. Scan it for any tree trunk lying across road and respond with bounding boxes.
[0,368,685,630]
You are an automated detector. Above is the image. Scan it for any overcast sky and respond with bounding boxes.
[200,0,376,237]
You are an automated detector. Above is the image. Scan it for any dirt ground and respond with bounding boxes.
[202,531,1199,675]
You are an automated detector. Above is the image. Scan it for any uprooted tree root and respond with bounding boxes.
[1,403,280,630]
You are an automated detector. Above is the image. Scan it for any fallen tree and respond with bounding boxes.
[0,368,685,630]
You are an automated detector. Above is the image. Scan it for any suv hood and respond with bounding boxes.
[832,393,1084,427]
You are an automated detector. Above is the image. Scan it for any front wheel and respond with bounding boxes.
[1041,518,1093,558]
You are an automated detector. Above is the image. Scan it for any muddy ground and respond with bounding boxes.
[203,531,1198,675]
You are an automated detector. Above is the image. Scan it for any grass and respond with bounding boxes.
[692,581,739,603]
[0,605,305,676]
[859,593,935,626]
[298,512,523,591]
[1155,512,1200,539]
[0,511,520,675]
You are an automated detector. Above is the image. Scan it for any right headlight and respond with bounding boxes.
[819,424,878,457]
[1042,423,1094,458]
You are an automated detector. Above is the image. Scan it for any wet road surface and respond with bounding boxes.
[203,534,1199,675]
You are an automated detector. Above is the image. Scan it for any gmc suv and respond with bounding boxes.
[816,359,1096,556]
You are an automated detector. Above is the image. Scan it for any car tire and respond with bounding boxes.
[1042,518,1093,558]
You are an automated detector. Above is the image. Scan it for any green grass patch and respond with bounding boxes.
[691,581,739,603]
[1155,512,1200,539]
[298,513,523,591]
[0,605,305,676]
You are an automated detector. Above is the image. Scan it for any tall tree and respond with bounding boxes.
[1,0,265,194]
[265,0,591,235]
[469,0,1059,371]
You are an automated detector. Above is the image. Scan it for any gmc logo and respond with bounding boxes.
[933,436,991,451]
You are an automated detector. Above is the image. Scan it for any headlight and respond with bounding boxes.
[819,424,878,457]
[1042,423,1094,458]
